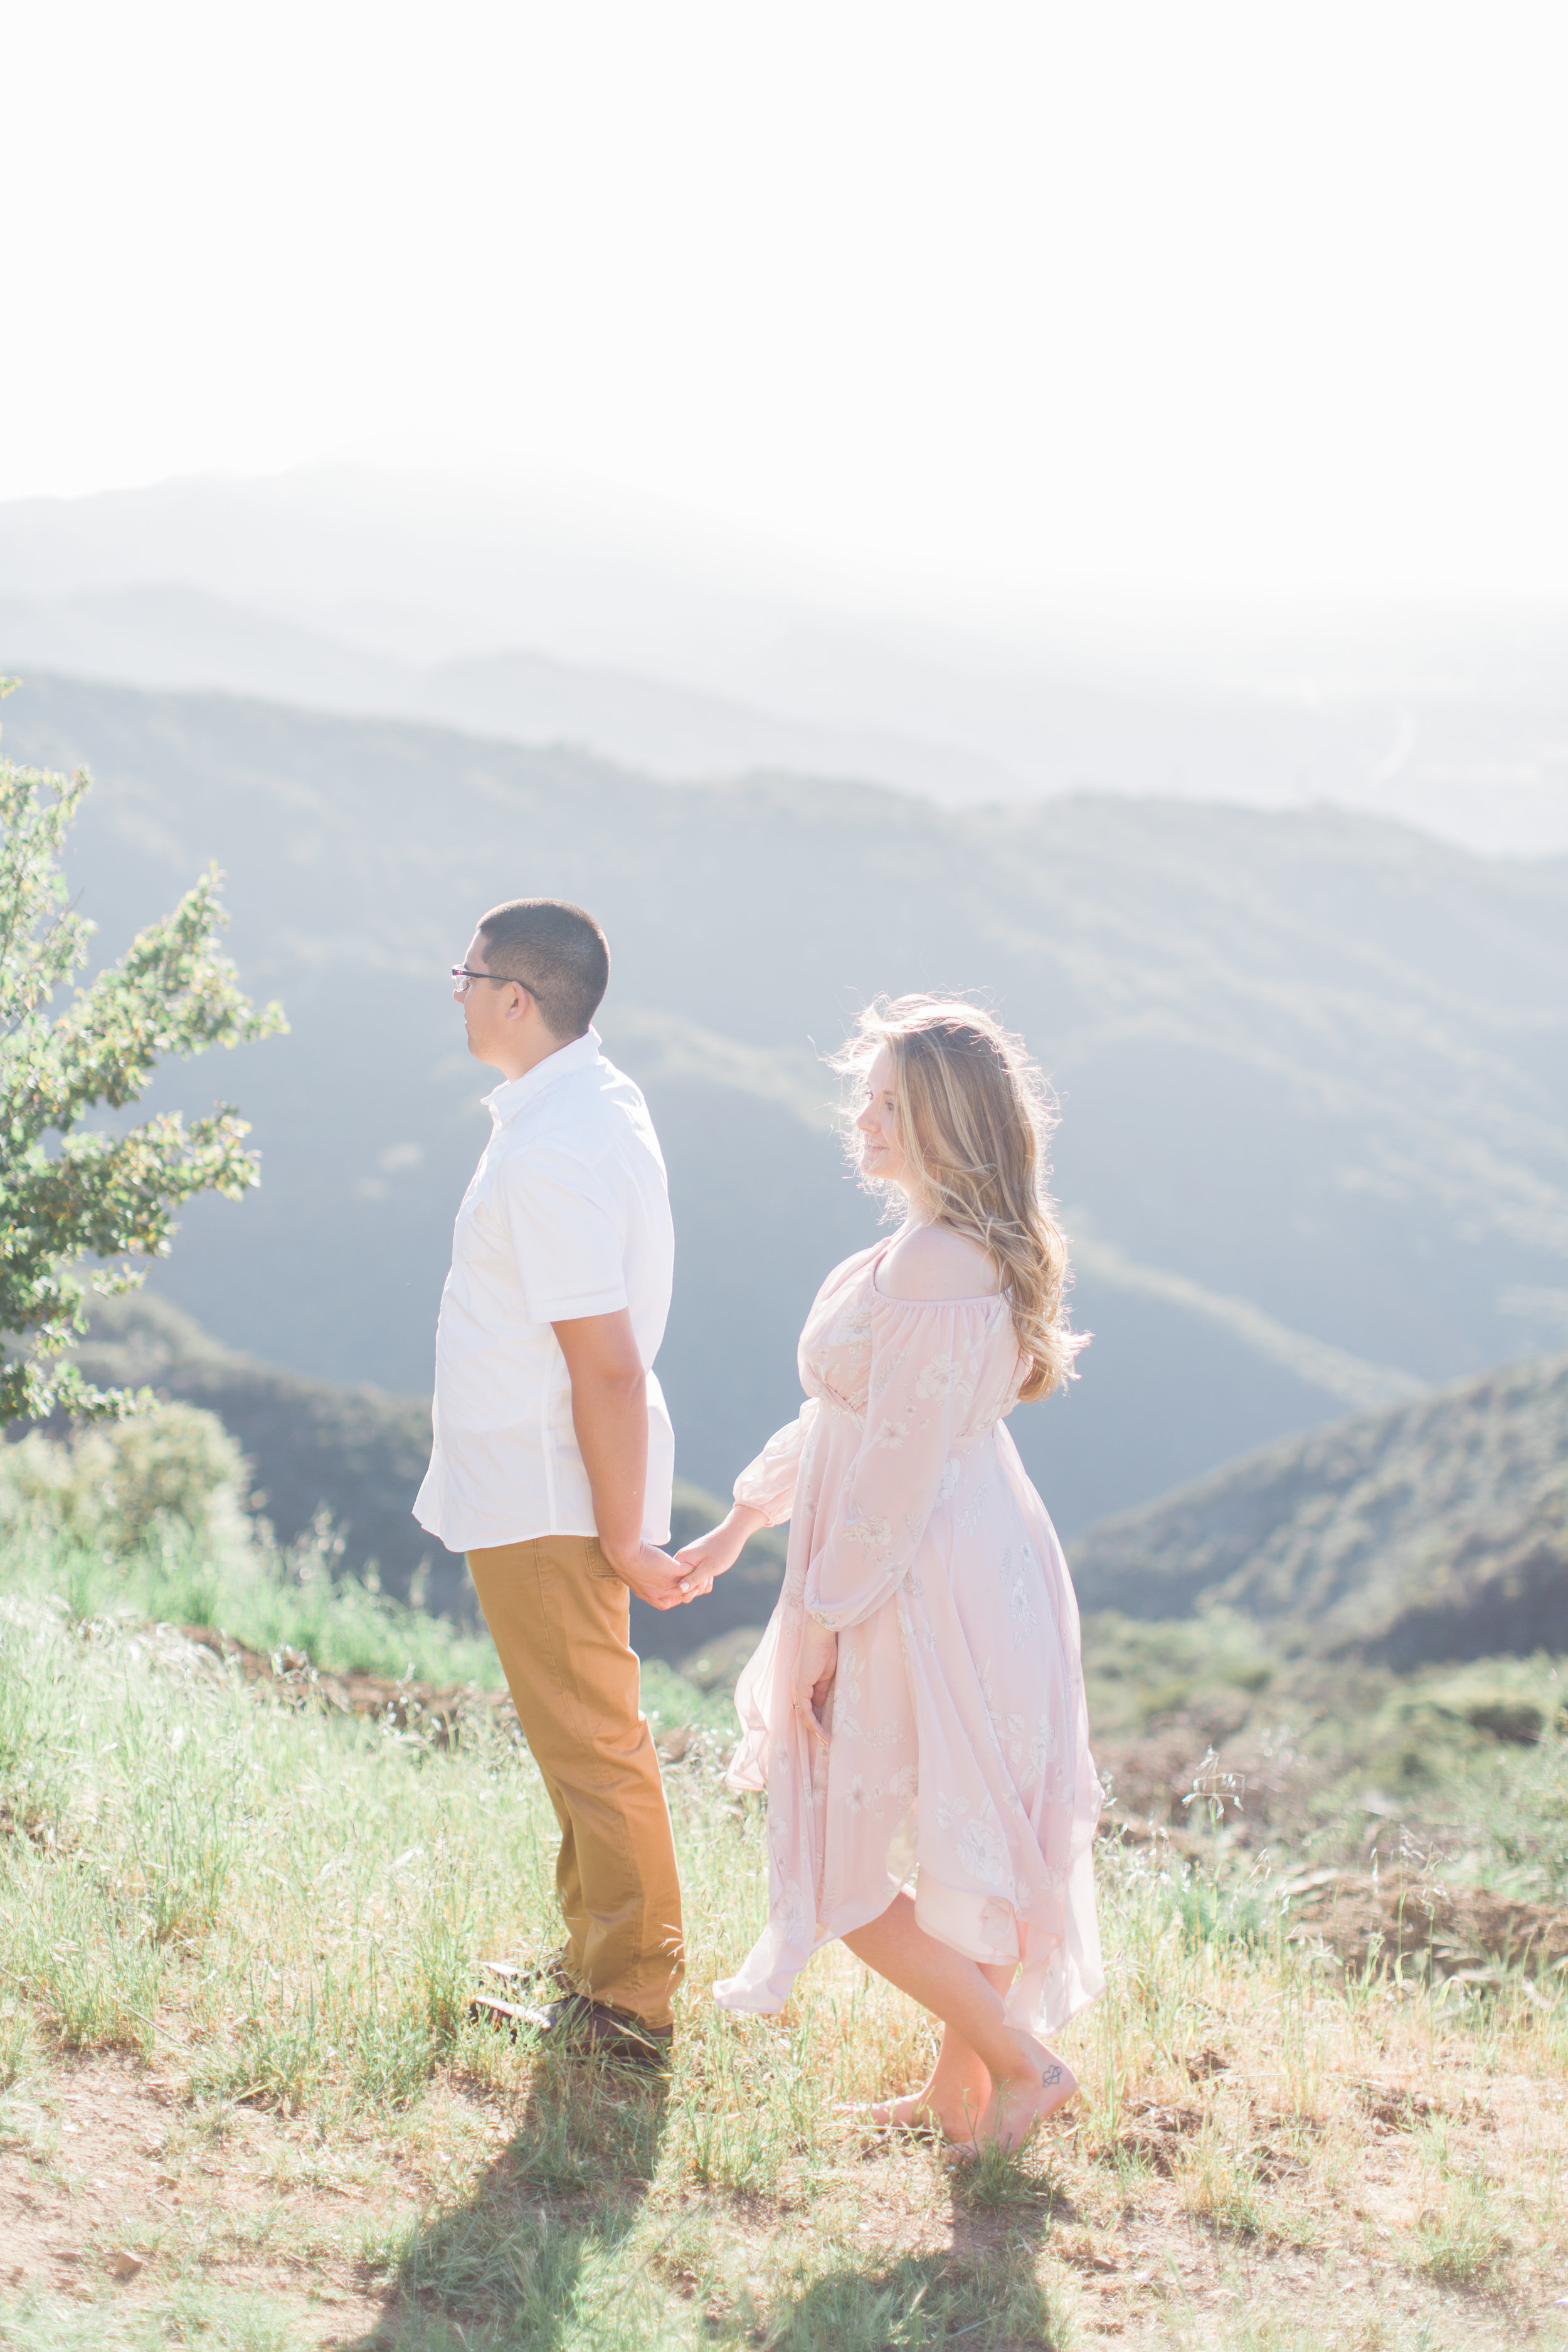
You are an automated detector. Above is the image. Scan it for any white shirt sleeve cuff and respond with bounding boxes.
[536,1284,632,1322]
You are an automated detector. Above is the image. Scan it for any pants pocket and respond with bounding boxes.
[585,1539,622,1581]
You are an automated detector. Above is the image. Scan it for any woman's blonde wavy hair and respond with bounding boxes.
[832,994,1087,1402]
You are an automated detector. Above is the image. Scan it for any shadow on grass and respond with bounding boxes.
[356,2051,1071,2349]
[761,2142,1071,2351]
[360,2047,669,2351]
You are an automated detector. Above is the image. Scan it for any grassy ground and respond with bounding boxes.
[1081,1607,1568,1901]
[4,1493,1568,2345]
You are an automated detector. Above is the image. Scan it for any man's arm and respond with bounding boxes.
[551,1308,692,1610]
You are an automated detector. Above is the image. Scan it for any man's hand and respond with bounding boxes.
[674,1502,766,1599]
[606,1539,696,1611]
[790,1616,839,1750]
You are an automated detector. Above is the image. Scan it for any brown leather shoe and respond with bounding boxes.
[470,1991,673,2072]
[481,1954,576,2001]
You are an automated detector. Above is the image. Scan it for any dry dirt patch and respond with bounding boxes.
[0,2051,426,2341]
[166,1627,700,1766]
[1280,1870,1568,1979]
[2,2032,1567,2349]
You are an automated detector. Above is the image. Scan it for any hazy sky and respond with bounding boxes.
[5,1,1565,605]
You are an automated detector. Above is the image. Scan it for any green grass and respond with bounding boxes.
[0,1404,501,1688]
[0,2286,300,2351]
[0,1515,501,1689]
[6,1473,1568,2347]
[1080,1607,1278,1738]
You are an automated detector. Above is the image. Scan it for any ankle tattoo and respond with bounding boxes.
[1041,2062,1064,2088]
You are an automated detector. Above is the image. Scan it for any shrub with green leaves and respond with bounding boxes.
[0,679,284,1421]
[0,1400,249,1551]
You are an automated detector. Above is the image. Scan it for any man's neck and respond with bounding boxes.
[487,1027,576,1086]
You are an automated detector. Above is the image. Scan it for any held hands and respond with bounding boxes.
[604,1540,696,1612]
[790,1616,838,1750]
[608,1502,766,1611]
[674,1503,767,1599]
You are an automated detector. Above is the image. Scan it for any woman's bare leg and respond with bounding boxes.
[860,1963,1012,2138]
[844,1891,1076,2150]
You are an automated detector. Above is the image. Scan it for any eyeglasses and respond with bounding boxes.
[451,966,529,997]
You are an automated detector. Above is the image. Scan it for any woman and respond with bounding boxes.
[675,996,1103,2151]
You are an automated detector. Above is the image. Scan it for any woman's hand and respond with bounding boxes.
[674,1503,767,1599]
[790,1617,839,1749]
[602,1540,694,1611]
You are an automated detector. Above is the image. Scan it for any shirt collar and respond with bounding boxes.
[484,1025,603,1128]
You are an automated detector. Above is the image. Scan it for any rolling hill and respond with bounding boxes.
[5,578,1568,854]
[6,466,1568,854]
[0,584,1011,805]
[61,1298,1568,1679]
[2,668,1567,1556]
[1071,1350,1568,1667]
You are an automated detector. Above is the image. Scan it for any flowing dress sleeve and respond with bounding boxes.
[733,1400,819,1525]
[804,1298,1014,1633]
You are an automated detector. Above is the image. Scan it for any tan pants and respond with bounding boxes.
[467,1534,684,2029]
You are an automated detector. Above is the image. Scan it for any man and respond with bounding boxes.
[414,896,691,2068]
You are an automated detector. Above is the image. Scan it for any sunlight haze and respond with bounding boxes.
[5,0,1566,605]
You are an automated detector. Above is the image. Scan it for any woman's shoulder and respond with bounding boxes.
[876,1222,1000,1303]
[811,1242,885,1303]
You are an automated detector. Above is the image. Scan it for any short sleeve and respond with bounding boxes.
[499,1144,629,1322]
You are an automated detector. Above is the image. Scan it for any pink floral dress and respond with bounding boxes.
[714,1241,1104,2038]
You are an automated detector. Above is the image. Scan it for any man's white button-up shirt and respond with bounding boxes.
[413,1027,675,1554]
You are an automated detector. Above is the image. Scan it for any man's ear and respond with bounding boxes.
[515,988,561,1040]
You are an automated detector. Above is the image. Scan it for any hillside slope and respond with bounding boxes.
[6,470,1568,852]
[3,670,1567,1535]
[1071,1351,1568,1665]
[0,584,1014,804]
[60,1295,786,1661]
[65,1293,450,1604]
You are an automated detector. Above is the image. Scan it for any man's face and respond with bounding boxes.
[455,927,526,1069]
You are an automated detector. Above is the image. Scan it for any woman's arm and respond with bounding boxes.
[733,1401,818,1523]
[674,1501,767,1597]
[672,1400,818,1597]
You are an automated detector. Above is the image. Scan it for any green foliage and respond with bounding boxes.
[638,1656,738,1738]
[1074,1353,1568,1673]
[0,1416,502,1688]
[1382,1655,1568,1750]
[0,682,284,1421]
[1411,2143,1509,2284]
[0,1400,248,1550]
[1081,1607,1276,1737]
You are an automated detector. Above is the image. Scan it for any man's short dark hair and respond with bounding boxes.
[477,899,610,1041]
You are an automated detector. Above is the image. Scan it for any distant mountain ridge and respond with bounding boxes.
[65,1292,449,1602]
[3,667,1567,1538]
[1071,1351,1568,1666]
[0,583,1011,803]
[4,501,1568,852]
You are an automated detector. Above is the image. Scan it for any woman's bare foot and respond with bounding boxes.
[840,2084,988,2143]
[973,2033,1078,2153]
[864,2092,927,2129]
